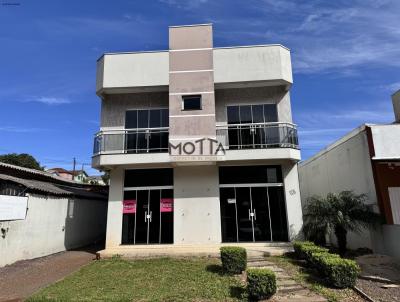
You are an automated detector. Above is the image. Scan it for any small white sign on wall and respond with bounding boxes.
[0,195,28,221]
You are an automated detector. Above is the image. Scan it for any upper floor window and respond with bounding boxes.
[227,104,277,124]
[182,95,202,111]
[125,109,168,129]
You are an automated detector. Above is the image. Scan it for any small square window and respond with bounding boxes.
[182,95,202,111]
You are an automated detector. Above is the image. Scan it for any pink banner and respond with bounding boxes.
[123,200,136,214]
[160,198,173,213]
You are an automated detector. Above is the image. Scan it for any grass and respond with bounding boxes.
[27,257,246,302]
[268,253,360,302]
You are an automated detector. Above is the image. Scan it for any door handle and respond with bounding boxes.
[254,209,257,221]
[145,211,147,222]
[149,211,152,222]
[248,209,251,220]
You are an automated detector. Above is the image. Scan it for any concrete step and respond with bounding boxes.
[278,285,305,294]
[273,294,327,302]
[247,265,284,273]
[277,279,298,287]
[275,273,292,280]
[247,261,275,267]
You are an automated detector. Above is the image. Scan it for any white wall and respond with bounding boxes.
[371,124,400,159]
[173,165,222,244]
[0,194,107,267]
[298,129,380,250]
[381,225,400,259]
[97,45,292,94]
[105,167,124,248]
[283,163,303,240]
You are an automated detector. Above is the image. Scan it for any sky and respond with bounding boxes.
[0,0,399,175]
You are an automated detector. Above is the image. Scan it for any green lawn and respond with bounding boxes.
[28,257,246,302]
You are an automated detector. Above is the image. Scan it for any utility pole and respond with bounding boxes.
[72,157,76,181]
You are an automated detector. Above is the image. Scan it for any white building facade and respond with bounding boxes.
[92,24,303,254]
[298,90,400,259]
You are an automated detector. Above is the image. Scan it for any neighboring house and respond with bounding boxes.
[92,24,303,254]
[87,175,106,186]
[0,162,108,266]
[47,168,74,181]
[47,168,89,183]
[70,170,88,183]
[299,90,400,259]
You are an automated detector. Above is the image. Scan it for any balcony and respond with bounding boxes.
[93,127,169,155]
[92,123,299,168]
[217,122,298,150]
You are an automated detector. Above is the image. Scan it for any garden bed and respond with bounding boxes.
[268,253,365,302]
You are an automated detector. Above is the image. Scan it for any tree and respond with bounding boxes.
[0,153,44,170]
[101,171,110,185]
[303,191,380,257]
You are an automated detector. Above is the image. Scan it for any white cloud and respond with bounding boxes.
[159,0,209,9]
[381,82,400,94]
[0,126,49,133]
[208,0,400,75]
[31,97,71,105]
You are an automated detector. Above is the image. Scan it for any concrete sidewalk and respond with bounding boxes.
[99,242,293,259]
[0,248,98,302]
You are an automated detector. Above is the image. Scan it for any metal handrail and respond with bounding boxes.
[93,127,169,155]
[216,122,298,150]
[93,122,299,155]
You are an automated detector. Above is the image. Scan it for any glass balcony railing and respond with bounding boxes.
[216,122,298,150]
[93,127,169,155]
[93,123,298,156]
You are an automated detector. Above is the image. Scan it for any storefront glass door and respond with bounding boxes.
[122,188,173,245]
[220,185,287,242]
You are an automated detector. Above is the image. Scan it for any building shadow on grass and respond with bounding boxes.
[230,285,247,300]
[205,264,247,300]
[206,264,224,275]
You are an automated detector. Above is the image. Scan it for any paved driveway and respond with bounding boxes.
[0,247,99,302]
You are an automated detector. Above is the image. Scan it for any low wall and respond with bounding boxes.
[0,194,107,267]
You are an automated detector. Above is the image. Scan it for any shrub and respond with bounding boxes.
[293,241,328,264]
[220,247,247,274]
[293,241,314,259]
[313,254,360,288]
[247,268,277,300]
[310,251,340,271]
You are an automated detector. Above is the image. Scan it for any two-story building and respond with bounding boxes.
[92,24,303,256]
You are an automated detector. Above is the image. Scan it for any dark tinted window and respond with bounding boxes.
[124,169,173,187]
[126,109,168,129]
[252,105,264,123]
[219,166,282,184]
[125,111,138,129]
[239,106,252,124]
[227,104,278,124]
[161,109,169,127]
[182,95,201,110]
[137,110,149,128]
[264,104,278,122]
[227,106,240,124]
[149,110,161,128]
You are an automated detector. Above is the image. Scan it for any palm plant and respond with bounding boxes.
[303,191,380,256]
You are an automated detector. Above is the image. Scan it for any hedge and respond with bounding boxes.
[220,246,247,274]
[247,268,277,300]
[293,241,360,288]
[312,252,360,288]
[293,241,329,263]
